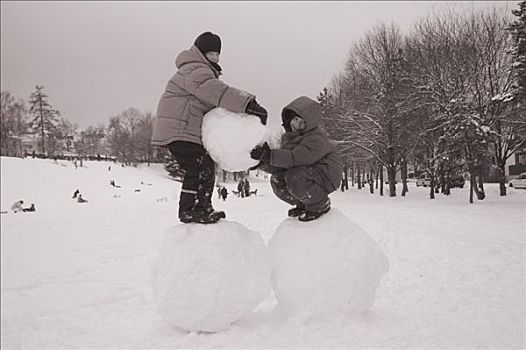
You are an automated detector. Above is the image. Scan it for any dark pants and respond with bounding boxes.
[167,141,215,217]
[271,166,331,212]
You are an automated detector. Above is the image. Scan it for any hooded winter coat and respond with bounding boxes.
[269,96,343,191]
[152,46,255,146]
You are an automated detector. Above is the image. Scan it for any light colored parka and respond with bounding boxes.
[152,46,254,146]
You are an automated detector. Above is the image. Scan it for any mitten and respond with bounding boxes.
[250,142,270,161]
[245,99,268,125]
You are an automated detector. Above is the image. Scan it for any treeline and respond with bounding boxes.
[1,85,168,165]
[319,3,526,200]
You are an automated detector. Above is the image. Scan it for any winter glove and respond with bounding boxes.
[245,99,268,125]
[250,142,271,161]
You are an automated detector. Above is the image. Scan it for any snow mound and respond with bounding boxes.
[152,220,271,332]
[202,108,268,172]
[268,208,389,317]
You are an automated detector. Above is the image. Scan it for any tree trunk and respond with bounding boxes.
[476,171,486,200]
[429,175,435,200]
[357,167,362,190]
[369,165,374,194]
[469,172,475,204]
[351,163,355,187]
[494,122,507,196]
[497,162,506,196]
[499,180,507,196]
[387,166,396,197]
[379,165,384,196]
[341,163,349,192]
[401,158,408,197]
[439,166,446,194]
[443,171,451,196]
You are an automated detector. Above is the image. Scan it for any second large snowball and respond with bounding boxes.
[152,221,271,332]
[268,209,389,317]
[202,108,267,172]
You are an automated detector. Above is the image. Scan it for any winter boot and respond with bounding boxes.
[287,204,306,217]
[196,190,226,220]
[179,208,220,224]
[299,199,331,222]
[203,206,226,220]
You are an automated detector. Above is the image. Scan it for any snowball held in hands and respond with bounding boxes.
[152,221,271,332]
[202,108,268,172]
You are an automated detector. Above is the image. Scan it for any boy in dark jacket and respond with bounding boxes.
[250,96,342,221]
[152,32,268,224]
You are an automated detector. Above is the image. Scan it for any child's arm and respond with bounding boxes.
[270,137,329,168]
[183,66,254,113]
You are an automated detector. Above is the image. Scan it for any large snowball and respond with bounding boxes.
[202,108,268,172]
[152,221,271,332]
[268,209,389,317]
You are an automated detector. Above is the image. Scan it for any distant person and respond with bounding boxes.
[73,189,80,199]
[250,96,343,222]
[22,203,35,212]
[151,31,268,224]
[237,179,245,198]
[77,194,88,203]
[220,186,228,201]
[243,178,251,198]
[11,200,24,213]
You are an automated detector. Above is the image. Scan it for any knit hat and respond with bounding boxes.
[194,32,221,55]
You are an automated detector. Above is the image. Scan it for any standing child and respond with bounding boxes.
[220,186,228,201]
[152,32,268,224]
[243,178,251,198]
[237,178,245,198]
[250,96,342,221]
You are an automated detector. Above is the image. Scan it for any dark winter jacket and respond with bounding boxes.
[152,45,255,146]
[269,96,343,191]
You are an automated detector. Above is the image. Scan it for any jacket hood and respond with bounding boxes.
[281,96,321,132]
[175,45,221,77]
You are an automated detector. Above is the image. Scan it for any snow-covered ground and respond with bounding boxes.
[1,156,525,349]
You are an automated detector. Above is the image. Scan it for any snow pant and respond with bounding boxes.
[271,166,332,212]
[167,141,215,218]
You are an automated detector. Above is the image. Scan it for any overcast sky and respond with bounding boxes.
[0,1,514,130]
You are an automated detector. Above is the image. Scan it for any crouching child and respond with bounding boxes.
[250,96,342,221]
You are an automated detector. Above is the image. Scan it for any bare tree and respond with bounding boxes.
[105,107,152,165]
[1,90,28,156]
[467,8,525,196]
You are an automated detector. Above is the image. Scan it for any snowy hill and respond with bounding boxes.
[1,156,524,348]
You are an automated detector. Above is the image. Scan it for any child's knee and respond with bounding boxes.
[284,167,310,187]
